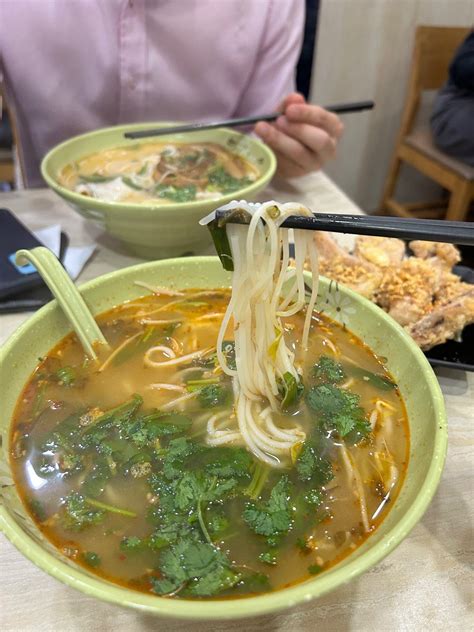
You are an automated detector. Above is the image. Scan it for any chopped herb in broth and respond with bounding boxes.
[10,289,409,599]
[57,143,259,204]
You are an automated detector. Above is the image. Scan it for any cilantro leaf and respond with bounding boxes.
[81,551,101,567]
[120,536,145,552]
[41,411,84,452]
[121,412,192,447]
[243,476,293,537]
[81,395,143,446]
[155,540,239,597]
[259,551,277,565]
[27,498,47,522]
[148,519,195,549]
[206,511,230,538]
[236,571,271,594]
[306,384,370,440]
[150,577,182,595]
[160,438,196,479]
[296,441,333,485]
[82,456,114,498]
[313,356,346,383]
[198,384,231,408]
[54,366,76,386]
[188,566,241,597]
[201,446,253,479]
[304,489,324,505]
[308,564,323,575]
[207,166,252,193]
[62,492,105,531]
[155,184,197,202]
[174,471,205,512]
[181,542,226,577]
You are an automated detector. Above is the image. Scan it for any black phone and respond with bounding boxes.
[0,209,69,312]
[0,208,47,299]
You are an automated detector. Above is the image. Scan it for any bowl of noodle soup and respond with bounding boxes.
[41,124,276,259]
[0,236,447,618]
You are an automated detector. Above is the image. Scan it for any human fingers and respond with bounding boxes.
[285,103,344,140]
[254,121,321,172]
[275,116,337,163]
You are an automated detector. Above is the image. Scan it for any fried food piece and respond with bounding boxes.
[406,288,474,350]
[354,236,405,268]
[409,241,461,269]
[375,258,441,326]
[314,231,356,262]
[434,273,473,307]
[314,232,382,299]
[311,231,472,349]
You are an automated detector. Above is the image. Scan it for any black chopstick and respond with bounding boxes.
[215,210,474,246]
[124,101,374,140]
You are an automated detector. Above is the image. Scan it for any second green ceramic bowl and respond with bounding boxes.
[41,125,276,259]
[0,257,447,619]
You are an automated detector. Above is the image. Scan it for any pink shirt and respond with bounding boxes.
[0,0,304,187]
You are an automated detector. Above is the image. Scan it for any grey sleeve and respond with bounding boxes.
[430,82,474,167]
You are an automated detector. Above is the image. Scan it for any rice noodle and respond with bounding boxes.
[144,347,212,368]
[98,332,141,372]
[160,390,200,411]
[319,336,340,357]
[213,201,319,467]
[147,383,185,392]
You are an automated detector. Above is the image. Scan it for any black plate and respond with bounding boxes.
[424,265,474,372]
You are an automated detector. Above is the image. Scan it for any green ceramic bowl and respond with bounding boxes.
[41,125,276,259]
[0,257,447,620]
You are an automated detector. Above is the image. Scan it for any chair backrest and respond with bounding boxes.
[414,26,471,91]
[397,25,471,138]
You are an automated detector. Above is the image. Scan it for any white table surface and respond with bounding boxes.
[0,177,472,632]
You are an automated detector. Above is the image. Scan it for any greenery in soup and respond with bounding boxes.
[10,289,409,599]
[57,142,260,204]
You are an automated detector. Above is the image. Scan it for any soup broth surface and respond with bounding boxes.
[10,288,409,599]
[58,142,260,204]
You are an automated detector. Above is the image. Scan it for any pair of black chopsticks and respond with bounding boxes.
[124,100,374,140]
[214,209,474,246]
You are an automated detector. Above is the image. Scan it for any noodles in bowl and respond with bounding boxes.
[5,201,415,603]
[58,142,260,205]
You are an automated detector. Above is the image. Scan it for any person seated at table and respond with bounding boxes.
[431,30,474,167]
[0,0,343,188]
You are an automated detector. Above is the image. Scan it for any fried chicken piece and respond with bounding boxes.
[376,258,441,326]
[311,231,472,349]
[354,236,406,268]
[314,232,382,299]
[434,272,473,307]
[406,288,474,350]
[409,241,461,269]
[314,231,356,262]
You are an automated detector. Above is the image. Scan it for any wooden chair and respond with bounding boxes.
[380,26,473,221]
[0,149,14,183]
[0,95,15,185]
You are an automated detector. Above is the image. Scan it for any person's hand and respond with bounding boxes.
[254,93,344,178]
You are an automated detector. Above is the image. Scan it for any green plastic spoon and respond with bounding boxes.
[15,247,109,360]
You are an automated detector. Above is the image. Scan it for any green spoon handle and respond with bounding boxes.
[15,247,108,360]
